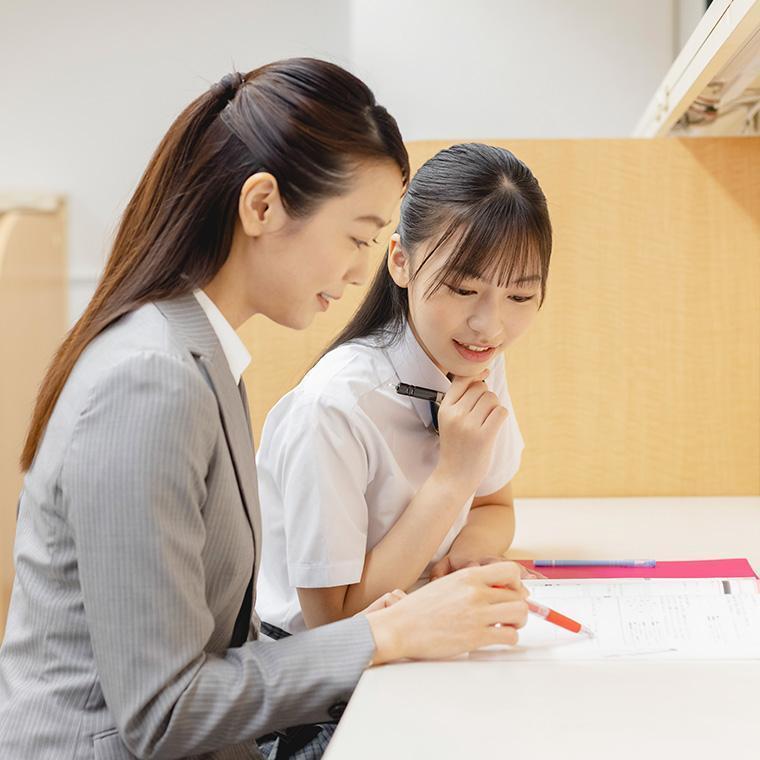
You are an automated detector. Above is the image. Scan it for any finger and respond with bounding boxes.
[472,560,525,590]
[468,391,502,425]
[518,563,535,578]
[481,584,530,604]
[444,370,489,405]
[428,558,450,581]
[361,595,388,614]
[479,624,520,648]
[384,589,406,607]
[482,404,508,433]
[481,600,529,629]
[478,556,507,566]
[453,382,495,416]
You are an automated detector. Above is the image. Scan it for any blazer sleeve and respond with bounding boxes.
[62,351,374,760]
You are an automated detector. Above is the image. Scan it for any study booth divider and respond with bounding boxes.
[0,195,67,636]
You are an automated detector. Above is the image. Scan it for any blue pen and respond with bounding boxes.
[533,559,657,568]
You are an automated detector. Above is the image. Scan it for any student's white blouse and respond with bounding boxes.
[255,323,524,633]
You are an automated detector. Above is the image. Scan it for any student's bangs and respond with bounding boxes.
[417,193,551,304]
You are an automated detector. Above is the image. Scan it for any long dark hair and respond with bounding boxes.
[326,142,552,352]
[22,58,409,470]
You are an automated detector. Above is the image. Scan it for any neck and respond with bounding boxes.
[407,316,448,375]
[203,240,257,329]
[203,278,249,330]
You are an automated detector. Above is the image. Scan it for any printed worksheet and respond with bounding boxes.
[473,587,760,661]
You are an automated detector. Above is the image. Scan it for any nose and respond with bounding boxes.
[467,295,503,341]
[345,252,371,287]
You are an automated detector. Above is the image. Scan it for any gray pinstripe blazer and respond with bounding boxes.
[0,294,374,759]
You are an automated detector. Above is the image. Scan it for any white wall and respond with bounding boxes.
[1,0,703,323]
[0,0,352,322]
[348,0,678,141]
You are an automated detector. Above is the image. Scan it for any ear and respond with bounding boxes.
[238,172,288,237]
[387,233,411,288]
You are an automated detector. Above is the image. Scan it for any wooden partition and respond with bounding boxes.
[240,138,759,498]
[0,195,67,636]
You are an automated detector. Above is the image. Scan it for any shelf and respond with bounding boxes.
[634,0,760,136]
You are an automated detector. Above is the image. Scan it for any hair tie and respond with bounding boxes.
[211,72,244,102]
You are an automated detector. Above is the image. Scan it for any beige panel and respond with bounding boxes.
[240,138,760,497]
[0,199,67,636]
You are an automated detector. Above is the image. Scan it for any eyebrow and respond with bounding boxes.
[354,215,391,228]
[455,272,542,287]
[513,274,542,285]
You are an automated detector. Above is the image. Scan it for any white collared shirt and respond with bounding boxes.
[255,322,524,633]
[193,289,251,384]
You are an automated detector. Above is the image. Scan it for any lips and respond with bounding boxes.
[452,339,497,363]
[317,292,341,311]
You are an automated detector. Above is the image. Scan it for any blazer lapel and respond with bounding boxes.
[155,294,261,591]
[200,355,262,583]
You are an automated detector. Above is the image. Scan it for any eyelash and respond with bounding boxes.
[351,236,379,249]
[446,285,476,297]
[445,284,535,302]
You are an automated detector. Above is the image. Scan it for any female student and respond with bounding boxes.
[0,61,529,760]
[256,142,552,634]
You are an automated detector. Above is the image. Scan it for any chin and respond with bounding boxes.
[452,364,487,377]
[445,353,498,378]
[287,313,316,331]
[266,306,315,331]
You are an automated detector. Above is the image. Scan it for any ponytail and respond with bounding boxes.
[21,59,409,470]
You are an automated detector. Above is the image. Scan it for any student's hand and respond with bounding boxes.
[365,561,529,664]
[428,553,506,581]
[435,370,508,496]
[357,588,406,615]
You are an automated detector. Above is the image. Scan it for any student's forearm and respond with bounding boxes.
[446,503,515,560]
[341,469,472,615]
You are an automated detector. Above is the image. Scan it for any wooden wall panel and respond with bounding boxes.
[0,198,67,636]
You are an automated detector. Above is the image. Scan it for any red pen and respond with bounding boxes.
[491,584,595,637]
[528,600,595,637]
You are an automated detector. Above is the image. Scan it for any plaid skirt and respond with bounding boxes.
[257,723,337,760]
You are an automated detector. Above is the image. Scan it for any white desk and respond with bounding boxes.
[325,497,760,760]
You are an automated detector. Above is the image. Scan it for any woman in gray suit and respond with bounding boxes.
[0,58,528,760]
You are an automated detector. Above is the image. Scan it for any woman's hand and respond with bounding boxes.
[518,564,547,580]
[365,561,529,664]
[435,371,508,495]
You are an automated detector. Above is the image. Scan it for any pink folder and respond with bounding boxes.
[517,558,757,579]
